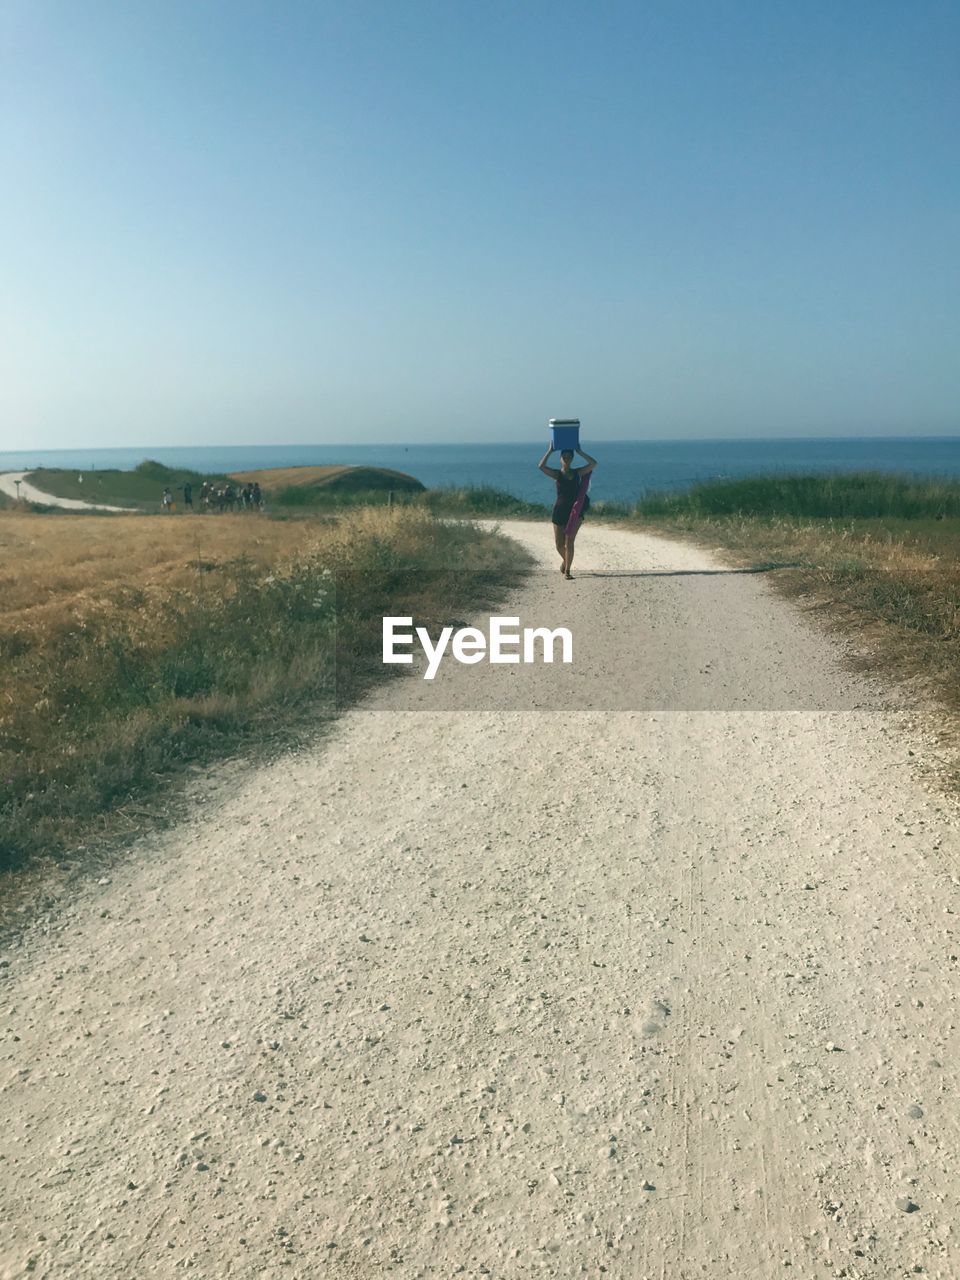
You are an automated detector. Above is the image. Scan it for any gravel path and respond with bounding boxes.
[2,520,958,1279]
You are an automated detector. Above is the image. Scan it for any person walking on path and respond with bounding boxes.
[538,444,597,578]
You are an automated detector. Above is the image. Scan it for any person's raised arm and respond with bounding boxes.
[538,447,560,479]
[575,446,598,473]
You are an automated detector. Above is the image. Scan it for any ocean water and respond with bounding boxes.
[2,437,959,506]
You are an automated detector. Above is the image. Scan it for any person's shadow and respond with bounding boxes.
[575,564,799,578]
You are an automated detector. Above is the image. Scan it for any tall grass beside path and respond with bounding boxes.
[630,473,960,737]
[637,471,960,521]
[0,507,526,873]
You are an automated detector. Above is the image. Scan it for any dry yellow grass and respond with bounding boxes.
[229,465,354,488]
[0,510,314,631]
[229,465,423,493]
[0,505,523,875]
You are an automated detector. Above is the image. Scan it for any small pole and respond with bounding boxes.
[14,479,21,501]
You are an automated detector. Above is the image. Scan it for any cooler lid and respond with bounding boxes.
[549,418,580,425]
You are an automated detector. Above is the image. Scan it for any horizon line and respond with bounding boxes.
[4,431,960,455]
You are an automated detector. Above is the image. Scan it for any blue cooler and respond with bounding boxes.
[550,418,580,450]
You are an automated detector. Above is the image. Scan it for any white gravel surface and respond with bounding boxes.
[2,519,959,1279]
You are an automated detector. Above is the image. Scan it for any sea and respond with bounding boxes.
[2,437,959,506]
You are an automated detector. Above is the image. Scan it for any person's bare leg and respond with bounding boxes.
[564,518,583,578]
[553,523,566,571]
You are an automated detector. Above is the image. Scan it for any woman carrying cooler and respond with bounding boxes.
[538,444,598,579]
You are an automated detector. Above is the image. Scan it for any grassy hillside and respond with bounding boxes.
[25,460,231,508]
[23,461,427,512]
[231,464,425,494]
[231,465,426,509]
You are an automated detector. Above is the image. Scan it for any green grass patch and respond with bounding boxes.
[635,471,960,520]
[420,485,548,517]
[26,460,231,508]
[272,484,412,509]
[272,484,550,518]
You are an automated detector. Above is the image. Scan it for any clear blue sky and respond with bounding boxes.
[2,0,958,448]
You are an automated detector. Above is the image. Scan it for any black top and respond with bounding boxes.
[555,470,582,500]
[552,468,590,524]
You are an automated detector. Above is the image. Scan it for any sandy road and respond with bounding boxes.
[2,520,959,1279]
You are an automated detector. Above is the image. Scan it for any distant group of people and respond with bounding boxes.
[160,480,264,513]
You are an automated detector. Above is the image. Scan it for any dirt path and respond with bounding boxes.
[2,521,959,1279]
[0,471,129,511]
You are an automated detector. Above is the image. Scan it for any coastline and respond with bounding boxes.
[5,435,960,506]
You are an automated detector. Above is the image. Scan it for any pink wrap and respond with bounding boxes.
[563,471,591,536]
